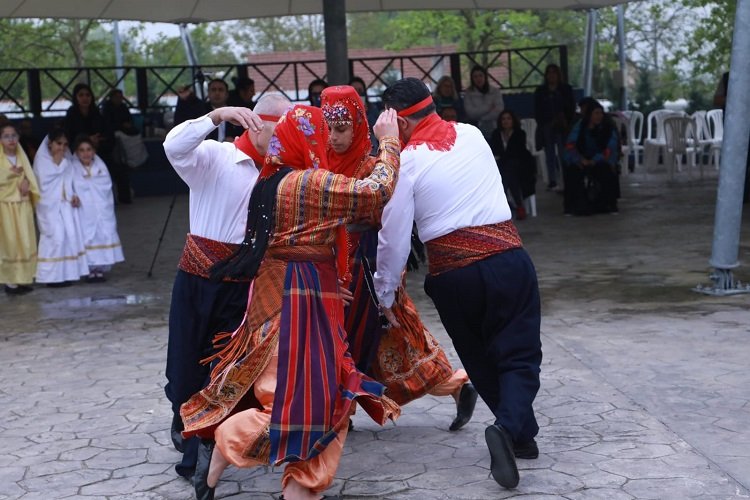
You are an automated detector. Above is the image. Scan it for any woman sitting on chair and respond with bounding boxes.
[562,100,620,215]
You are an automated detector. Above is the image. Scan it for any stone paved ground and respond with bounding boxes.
[1,168,749,499]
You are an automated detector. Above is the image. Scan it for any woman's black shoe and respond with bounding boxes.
[4,285,33,295]
[193,439,215,500]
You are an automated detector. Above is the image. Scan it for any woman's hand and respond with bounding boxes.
[373,109,399,140]
[379,305,401,329]
[338,279,354,307]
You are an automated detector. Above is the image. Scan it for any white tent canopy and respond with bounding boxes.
[3,1,627,23]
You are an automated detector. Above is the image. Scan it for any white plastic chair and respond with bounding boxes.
[520,118,547,186]
[624,110,644,172]
[690,111,713,167]
[643,110,684,174]
[706,109,724,169]
[663,116,700,179]
[611,114,630,176]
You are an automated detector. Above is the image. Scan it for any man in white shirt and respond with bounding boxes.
[162,94,291,489]
[374,78,542,490]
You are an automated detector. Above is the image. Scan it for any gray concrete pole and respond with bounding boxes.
[698,0,750,295]
[617,6,628,110]
[323,0,349,85]
[113,21,125,92]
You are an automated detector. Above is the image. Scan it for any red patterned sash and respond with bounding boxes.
[178,234,248,282]
[426,220,523,275]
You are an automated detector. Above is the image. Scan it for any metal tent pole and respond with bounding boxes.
[113,21,125,92]
[583,9,597,97]
[695,0,750,296]
[179,23,204,99]
[617,5,628,110]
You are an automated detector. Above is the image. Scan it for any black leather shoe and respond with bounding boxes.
[449,382,478,431]
[514,438,539,459]
[193,439,215,500]
[4,285,32,295]
[171,416,185,453]
[485,424,519,488]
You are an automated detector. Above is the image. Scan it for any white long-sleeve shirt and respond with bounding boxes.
[163,115,259,244]
[374,122,512,307]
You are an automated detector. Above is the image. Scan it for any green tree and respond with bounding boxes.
[677,0,734,84]
[235,17,325,53]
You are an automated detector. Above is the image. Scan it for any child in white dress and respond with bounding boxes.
[71,135,124,282]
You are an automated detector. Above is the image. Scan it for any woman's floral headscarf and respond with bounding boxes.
[260,104,329,178]
[320,85,372,179]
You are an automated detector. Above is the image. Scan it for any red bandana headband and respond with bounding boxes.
[258,114,281,122]
[397,96,434,117]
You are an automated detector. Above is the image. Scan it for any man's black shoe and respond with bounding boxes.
[485,424,519,488]
[449,382,478,431]
[171,416,185,453]
[4,285,32,295]
[193,439,215,500]
[513,438,539,459]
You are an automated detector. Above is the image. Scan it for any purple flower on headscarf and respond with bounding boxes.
[267,135,282,156]
[297,116,315,137]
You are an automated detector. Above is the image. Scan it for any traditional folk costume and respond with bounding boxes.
[374,85,542,489]
[320,86,474,425]
[180,105,401,495]
[0,143,40,288]
[162,115,265,479]
[71,153,124,275]
[33,137,89,284]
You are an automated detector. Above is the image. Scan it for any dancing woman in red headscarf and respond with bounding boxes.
[180,105,402,500]
[321,85,478,429]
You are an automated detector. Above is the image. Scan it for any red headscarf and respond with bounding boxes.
[254,104,351,282]
[320,85,372,178]
[260,104,330,179]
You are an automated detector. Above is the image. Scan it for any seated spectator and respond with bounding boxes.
[227,77,256,109]
[71,135,125,283]
[0,122,40,295]
[18,119,40,162]
[349,76,381,127]
[174,84,208,125]
[205,79,243,141]
[562,100,620,215]
[175,79,242,142]
[438,105,459,122]
[464,65,504,139]
[488,110,536,220]
[433,75,465,121]
[33,129,89,286]
[308,78,328,107]
[101,89,134,134]
[64,83,112,160]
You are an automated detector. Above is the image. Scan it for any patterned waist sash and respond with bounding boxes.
[178,234,248,281]
[266,245,334,262]
[426,220,522,275]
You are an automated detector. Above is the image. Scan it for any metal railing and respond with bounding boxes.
[0,44,567,118]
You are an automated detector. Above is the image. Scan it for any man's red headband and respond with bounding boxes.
[258,114,281,122]
[396,96,434,117]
